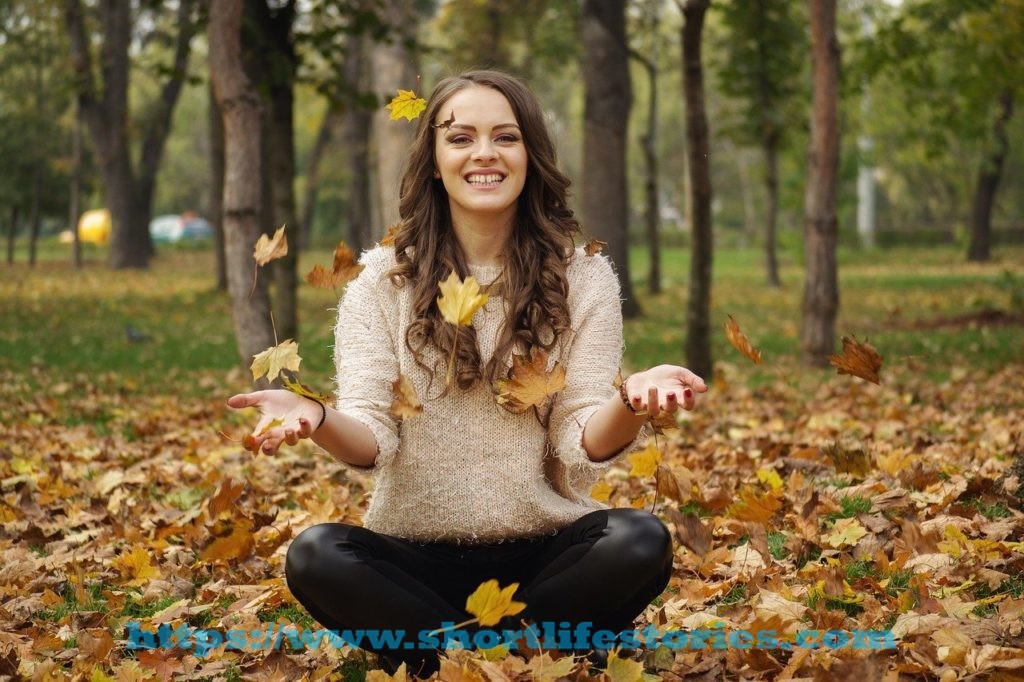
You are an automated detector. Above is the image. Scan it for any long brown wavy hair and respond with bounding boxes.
[385,70,581,401]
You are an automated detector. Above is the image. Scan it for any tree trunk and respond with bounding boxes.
[209,83,227,290]
[801,0,841,367]
[968,90,1014,263]
[764,130,781,287]
[630,49,662,296]
[64,0,195,269]
[371,0,418,235]
[581,0,639,318]
[70,98,82,269]
[28,165,40,268]
[681,0,713,380]
[343,32,373,251]
[301,107,339,249]
[6,208,17,265]
[208,0,276,379]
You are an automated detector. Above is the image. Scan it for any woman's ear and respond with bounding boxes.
[433,169,441,179]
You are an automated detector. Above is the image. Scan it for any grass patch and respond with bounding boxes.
[824,495,873,522]
[122,595,180,620]
[260,604,317,631]
[719,584,748,607]
[963,495,1013,520]
[37,582,108,622]
[767,531,788,560]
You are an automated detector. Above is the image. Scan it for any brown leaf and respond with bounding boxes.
[494,348,565,413]
[390,374,423,420]
[822,441,873,478]
[724,314,762,364]
[304,241,364,289]
[253,225,288,266]
[379,223,400,247]
[726,487,782,524]
[656,464,684,503]
[667,507,712,557]
[829,334,883,384]
[583,238,607,256]
[208,477,245,519]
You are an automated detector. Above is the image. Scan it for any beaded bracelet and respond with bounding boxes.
[618,374,641,414]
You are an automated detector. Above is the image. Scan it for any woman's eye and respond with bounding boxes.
[496,135,519,143]
[449,136,471,144]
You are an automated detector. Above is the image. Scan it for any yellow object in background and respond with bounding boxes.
[77,209,111,245]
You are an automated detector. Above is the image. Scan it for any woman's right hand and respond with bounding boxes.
[227,390,323,455]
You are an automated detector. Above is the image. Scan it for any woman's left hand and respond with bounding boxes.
[623,364,708,417]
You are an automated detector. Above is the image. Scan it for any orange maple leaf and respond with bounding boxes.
[583,238,607,256]
[829,334,883,384]
[305,241,364,289]
[494,348,566,413]
[726,487,782,523]
[379,223,400,247]
[724,314,763,364]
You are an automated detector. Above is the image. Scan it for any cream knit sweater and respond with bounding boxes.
[332,244,648,544]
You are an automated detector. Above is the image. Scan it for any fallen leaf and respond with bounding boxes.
[605,647,644,682]
[627,440,662,478]
[250,339,302,383]
[822,441,873,477]
[829,335,883,384]
[493,348,565,413]
[390,374,423,419]
[305,241,364,289]
[724,315,762,364]
[525,652,577,682]
[385,89,427,122]
[666,507,712,557]
[726,487,782,524]
[590,480,613,503]
[437,271,489,327]
[825,518,868,548]
[465,579,526,627]
[112,545,159,586]
[253,225,288,266]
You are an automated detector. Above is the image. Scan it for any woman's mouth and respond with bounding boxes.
[465,173,506,189]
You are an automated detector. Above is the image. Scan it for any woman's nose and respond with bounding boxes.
[471,139,498,162]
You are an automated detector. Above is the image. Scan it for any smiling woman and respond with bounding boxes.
[228,69,707,677]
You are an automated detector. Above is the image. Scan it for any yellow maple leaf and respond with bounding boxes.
[724,314,763,364]
[494,348,566,413]
[829,334,883,384]
[605,647,644,682]
[465,579,526,627]
[627,440,661,478]
[253,225,288,266]
[390,374,423,420]
[825,517,868,548]
[590,480,613,503]
[281,375,332,403]
[365,662,408,682]
[113,545,159,586]
[385,89,427,122]
[526,652,577,681]
[250,339,302,383]
[437,271,489,327]
[305,241,364,289]
[756,467,783,492]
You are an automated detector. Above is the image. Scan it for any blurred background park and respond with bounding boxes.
[0,0,1022,390]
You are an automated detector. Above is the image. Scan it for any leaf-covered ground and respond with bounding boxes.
[1,246,1023,680]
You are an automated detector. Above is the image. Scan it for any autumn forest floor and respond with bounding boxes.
[1,241,1022,680]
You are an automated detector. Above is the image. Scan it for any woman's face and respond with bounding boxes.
[433,86,528,229]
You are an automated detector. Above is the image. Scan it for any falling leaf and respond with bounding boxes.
[113,545,159,586]
[208,477,245,518]
[282,375,332,404]
[432,111,456,130]
[390,374,423,420]
[494,348,566,413]
[250,339,302,383]
[825,518,868,548]
[656,464,684,503]
[583,238,607,256]
[726,487,782,523]
[256,418,283,437]
[253,225,288,266]
[724,315,763,364]
[666,507,712,557]
[605,647,644,682]
[385,89,427,121]
[379,224,400,247]
[465,579,526,627]
[829,335,883,384]
[305,242,364,289]
[590,480,614,503]
[437,271,489,327]
[628,440,662,478]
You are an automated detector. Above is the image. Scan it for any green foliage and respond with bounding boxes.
[825,495,873,522]
[767,531,788,560]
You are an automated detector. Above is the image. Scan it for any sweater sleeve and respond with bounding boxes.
[332,248,401,471]
[548,252,650,487]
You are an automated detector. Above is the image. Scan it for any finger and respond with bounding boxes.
[647,386,660,418]
[296,417,313,439]
[261,435,282,455]
[682,387,696,411]
[228,392,263,409]
[675,368,709,393]
[284,429,299,446]
[664,390,679,412]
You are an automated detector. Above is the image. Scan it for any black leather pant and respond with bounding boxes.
[284,508,673,677]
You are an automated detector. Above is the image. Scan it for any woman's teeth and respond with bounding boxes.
[467,175,504,185]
